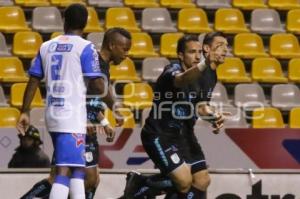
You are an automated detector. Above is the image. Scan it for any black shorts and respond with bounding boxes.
[85,134,99,168]
[141,123,207,175]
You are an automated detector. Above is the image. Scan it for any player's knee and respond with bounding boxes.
[176,175,193,193]
[85,173,99,190]
[193,172,211,191]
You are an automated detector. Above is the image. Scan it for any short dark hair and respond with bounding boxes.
[102,27,131,48]
[202,32,226,46]
[176,35,200,54]
[64,4,88,31]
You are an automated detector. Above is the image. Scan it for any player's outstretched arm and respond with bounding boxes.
[17,76,41,135]
[174,60,207,88]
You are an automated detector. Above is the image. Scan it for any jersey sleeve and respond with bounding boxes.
[161,64,181,87]
[28,52,44,79]
[80,43,102,78]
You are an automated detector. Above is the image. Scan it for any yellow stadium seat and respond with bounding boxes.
[104,108,136,128]
[288,58,300,83]
[0,7,31,33]
[0,107,20,127]
[160,33,184,58]
[106,8,140,32]
[110,58,141,81]
[178,8,212,33]
[10,83,44,108]
[233,0,267,10]
[252,107,285,128]
[15,0,50,7]
[128,33,158,58]
[268,0,300,10]
[252,58,288,83]
[50,32,63,39]
[289,107,300,128]
[123,82,153,110]
[270,33,300,59]
[287,9,300,34]
[84,7,103,33]
[0,57,28,82]
[160,0,195,8]
[13,31,43,59]
[124,0,159,8]
[50,0,85,7]
[233,33,268,58]
[215,8,249,34]
[217,57,251,83]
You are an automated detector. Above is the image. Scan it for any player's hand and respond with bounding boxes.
[16,112,30,136]
[87,121,96,136]
[211,111,232,134]
[104,125,115,142]
[114,110,124,127]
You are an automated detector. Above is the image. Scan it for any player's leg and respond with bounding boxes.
[85,134,100,199]
[185,132,210,199]
[49,132,86,199]
[85,166,99,199]
[20,168,55,199]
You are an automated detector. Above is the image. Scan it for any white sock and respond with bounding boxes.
[49,183,69,199]
[70,178,85,199]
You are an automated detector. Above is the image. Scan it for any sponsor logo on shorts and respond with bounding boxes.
[85,152,93,162]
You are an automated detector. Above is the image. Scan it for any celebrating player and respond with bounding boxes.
[121,32,230,199]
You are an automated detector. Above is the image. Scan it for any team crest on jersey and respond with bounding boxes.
[72,134,85,147]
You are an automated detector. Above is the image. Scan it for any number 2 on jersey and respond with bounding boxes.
[51,55,63,80]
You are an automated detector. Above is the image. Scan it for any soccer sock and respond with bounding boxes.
[177,186,206,199]
[49,175,70,199]
[85,187,96,199]
[69,170,85,199]
[20,179,52,199]
[133,174,174,198]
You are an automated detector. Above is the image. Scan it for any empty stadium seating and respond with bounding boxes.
[196,0,231,9]
[0,107,20,127]
[215,8,249,34]
[0,33,10,56]
[233,33,268,58]
[123,82,153,110]
[105,7,140,32]
[288,58,300,83]
[210,82,232,107]
[270,33,300,59]
[287,9,300,34]
[160,33,184,58]
[124,0,159,8]
[15,0,50,7]
[252,58,288,83]
[0,6,30,33]
[88,0,123,8]
[141,8,177,33]
[233,0,266,10]
[10,83,44,108]
[160,0,195,8]
[110,58,141,81]
[86,32,104,51]
[84,7,103,33]
[13,31,43,59]
[142,57,170,81]
[32,7,63,33]
[30,107,45,126]
[268,0,300,10]
[217,57,251,83]
[289,107,300,128]
[271,84,300,110]
[252,107,285,128]
[178,8,212,33]
[251,9,284,34]
[0,57,28,82]
[234,83,268,109]
[104,108,136,128]
[0,86,8,106]
[128,33,158,58]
